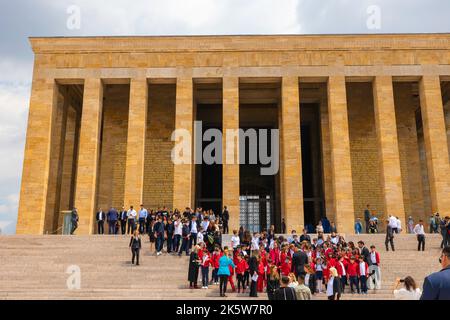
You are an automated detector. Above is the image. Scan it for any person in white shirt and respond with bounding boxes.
[251,233,260,252]
[393,277,421,300]
[126,206,137,234]
[201,216,209,232]
[197,227,204,244]
[358,256,369,294]
[396,217,402,234]
[173,218,183,253]
[413,220,426,251]
[389,215,398,233]
[231,230,240,249]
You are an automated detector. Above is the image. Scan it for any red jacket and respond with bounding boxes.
[347,261,359,277]
[199,250,211,267]
[211,252,222,269]
[369,251,380,265]
[358,261,369,276]
[335,259,348,276]
[235,259,249,275]
[269,249,280,266]
[280,260,291,276]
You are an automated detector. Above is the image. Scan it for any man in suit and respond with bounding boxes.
[96,208,105,234]
[358,241,370,263]
[421,246,450,300]
[291,245,308,279]
[107,206,119,235]
[119,206,127,235]
[222,206,230,234]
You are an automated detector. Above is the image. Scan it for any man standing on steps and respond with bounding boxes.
[385,219,395,251]
[119,206,127,235]
[421,246,450,300]
[154,216,165,256]
[96,207,105,234]
[138,204,148,234]
[70,208,79,235]
[127,206,137,234]
[364,204,371,233]
[368,245,381,290]
[414,220,426,251]
[107,206,119,235]
[222,206,230,234]
[357,241,370,264]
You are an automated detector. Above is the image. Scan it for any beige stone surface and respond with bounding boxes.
[419,76,450,217]
[222,77,240,233]
[16,78,57,235]
[327,76,354,234]
[74,78,103,234]
[172,78,194,210]
[124,79,148,208]
[373,76,406,223]
[280,77,303,232]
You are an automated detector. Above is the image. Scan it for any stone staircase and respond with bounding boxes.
[0,234,443,300]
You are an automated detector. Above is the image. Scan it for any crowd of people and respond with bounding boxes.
[72,202,450,300]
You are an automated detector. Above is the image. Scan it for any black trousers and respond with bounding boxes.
[249,272,258,297]
[167,234,173,253]
[223,221,229,234]
[131,248,140,265]
[97,220,104,234]
[237,274,246,291]
[219,275,228,295]
[127,219,135,234]
[120,220,127,234]
[417,234,425,251]
[70,221,78,235]
[385,237,395,251]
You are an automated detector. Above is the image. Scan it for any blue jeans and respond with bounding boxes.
[201,266,209,287]
[212,268,219,283]
[173,234,181,252]
[179,238,189,255]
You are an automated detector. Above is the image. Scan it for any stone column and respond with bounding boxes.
[327,76,355,234]
[280,76,304,233]
[124,78,148,208]
[373,76,406,224]
[222,77,240,233]
[419,76,450,217]
[16,78,57,234]
[173,77,194,210]
[74,78,103,234]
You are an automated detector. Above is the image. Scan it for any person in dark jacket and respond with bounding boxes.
[273,276,297,300]
[107,207,119,235]
[188,245,201,289]
[421,246,450,300]
[70,208,79,235]
[358,241,370,263]
[248,252,259,297]
[154,216,165,256]
[165,218,174,254]
[179,220,191,256]
[119,207,127,235]
[129,230,142,266]
[266,265,280,300]
[222,206,230,234]
[291,246,308,279]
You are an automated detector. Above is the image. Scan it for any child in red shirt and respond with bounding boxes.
[235,254,249,293]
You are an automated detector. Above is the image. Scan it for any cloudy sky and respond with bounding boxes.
[0,0,449,234]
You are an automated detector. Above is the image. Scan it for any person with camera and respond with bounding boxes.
[393,276,421,300]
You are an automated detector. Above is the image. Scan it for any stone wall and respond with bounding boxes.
[143,84,176,209]
[96,85,129,210]
[346,82,384,221]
